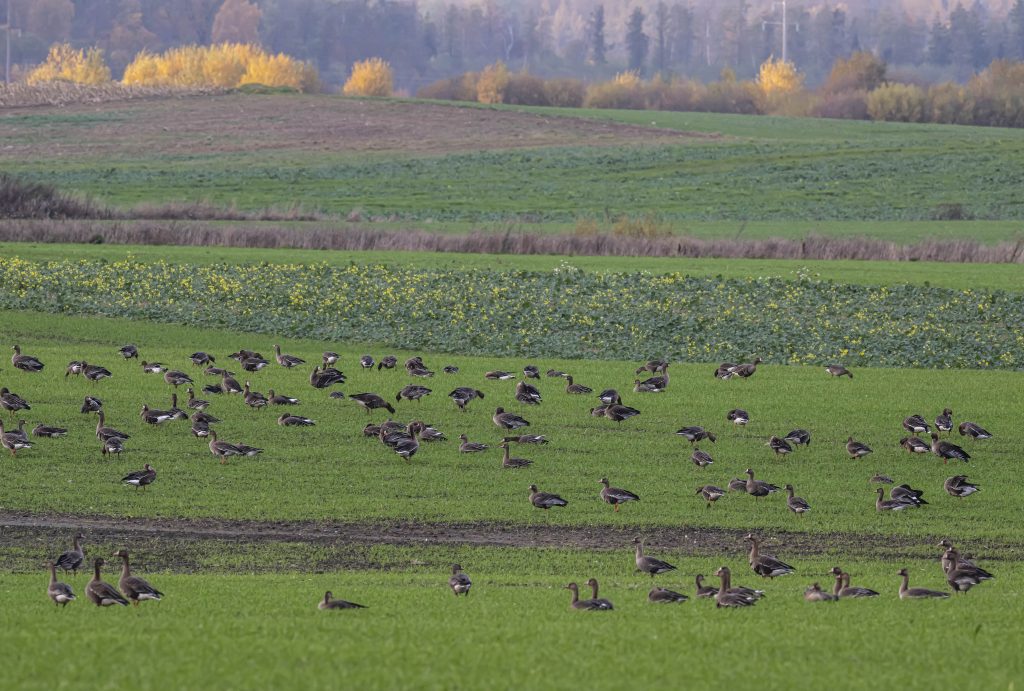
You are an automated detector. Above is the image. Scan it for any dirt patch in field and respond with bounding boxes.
[0,94,709,161]
[2,510,1020,573]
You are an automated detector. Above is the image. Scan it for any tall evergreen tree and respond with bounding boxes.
[927,17,952,66]
[1012,0,1024,60]
[653,1,668,75]
[625,6,649,74]
[587,4,607,66]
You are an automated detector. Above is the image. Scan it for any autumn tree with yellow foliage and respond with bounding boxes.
[26,44,112,85]
[342,58,393,97]
[122,44,318,92]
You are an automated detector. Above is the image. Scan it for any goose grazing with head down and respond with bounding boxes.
[514,381,542,405]
[11,345,45,372]
[633,537,677,578]
[564,582,608,611]
[493,407,529,430]
[47,561,76,607]
[676,426,716,445]
[691,447,714,467]
[522,364,540,379]
[599,477,639,512]
[804,583,837,602]
[825,364,852,378]
[101,437,125,456]
[902,414,930,435]
[900,436,930,454]
[597,389,619,405]
[603,397,640,423]
[81,363,112,382]
[785,484,810,515]
[55,532,86,575]
[141,361,167,374]
[714,362,737,379]
[81,396,103,414]
[945,475,980,498]
[636,359,667,375]
[278,414,316,427]
[449,564,472,596]
[459,434,488,453]
[746,534,795,579]
[935,408,953,434]
[930,433,970,464]
[784,429,811,446]
[163,369,193,388]
[726,408,749,425]
[958,422,992,440]
[528,484,567,509]
[891,483,927,506]
[86,558,128,607]
[377,355,397,371]
[397,385,432,404]
[448,387,484,412]
[122,464,157,490]
[114,550,163,605]
[585,578,615,609]
[189,352,215,367]
[897,568,949,599]
[499,442,531,468]
[714,567,757,607]
[744,468,781,499]
[350,393,396,415]
[767,435,793,456]
[846,437,873,459]
[875,487,918,512]
[696,485,726,508]
[319,591,367,610]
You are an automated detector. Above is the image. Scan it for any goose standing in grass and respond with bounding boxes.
[726,408,749,425]
[66,360,86,377]
[114,550,163,605]
[141,361,167,374]
[82,363,113,382]
[900,436,930,454]
[945,475,980,498]
[101,437,125,456]
[382,422,421,460]
[714,567,757,607]
[241,355,271,371]
[493,407,529,430]
[599,477,639,512]
[585,578,615,609]
[691,447,714,467]
[189,352,215,367]
[649,586,688,603]
[676,426,716,445]
[458,434,488,453]
[897,568,949,599]
[825,364,853,378]
[564,582,607,611]
[319,591,367,610]
[785,484,810,515]
[744,468,781,499]
[940,546,994,590]
[784,429,811,447]
[81,396,103,414]
[140,404,175,425]
[7,419,29,443]
[636,360,667,375]
[350,393,396,415]
[208,430,245,464]
[903,414,931,435]
[502,435,548,444]
[359,355,374,369]
[714,362,737,379]
[163,369,193,387]
[274,344,305,368]
[377,355,397,371]
[935,408,953,435]
[55,533,86,576]
[602,397,640,423]
[278,414,316,427]
[33,423,68,438]
[522,364,540,379]
[449,387,484,412]
[846,437,873,459]
[597,389,619,405]
[514,381,542,405]
[11,345,44,372]
[746,534,796,578]
[86,558,128,607]
[728,358,762,379]
[309,366,346,388]
[186,388,210,411]
[0,419,32,455]
[633,537,677,577]
[696,485,726,508]
[499,442,532,468]
[958,422,992,440]
[0,387,30,416]
[528,484,567,510]
[191,410,220,425]
[767,436,793,456]
[47,561,76,607]
[191,419,210,438]
[122,464,156,490]
[564,376,593,395]
[804,583,837,601]
[221,371,243,394]
[448,564,472,596]
[243,382,268,410]
[397,385,432,404]
[930,432,970,464]
[875,487,918,511]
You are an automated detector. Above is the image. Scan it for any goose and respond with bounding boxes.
[204,365,232,377]
[676,426,716,445]
[140,404,176,425]
[55,533,86,575]
[377,355,397,371]
[33,423,68,438]
[82,363,112,382]
[846,437,873,459]
[897,568,949,599]
[309,366,346,389]
[243,382,268,410]
[191,410,220,425]
[65,360,86,377]
[528,484,567,509]
[869,473,895,484]
[47,561,76,607]
[80,396,103,413]
[767,436,793,456]
[728,477,748,492]
[825,364,852,378]
[0,419,32,455]
[449,387,484,411]
[484,370,515,380]
[785,484,810,514]
[208,430,245,464]
[122,464,156,490]
[11,344,44,372]
[240,356,270,372]
[350,393,396,415]
[694,574,718,598]
[359,355,374,369]
[564,582,607,611]
[235,443,263,457]
[259,389,297,406]
[493,407,529,430]
[203,384,223,395]
[499,442,532,468]
[189,352,215,366]
[406,360,434,378]
[458,434,488,453]
[363,423,381,437]
[636,359,667,374]
[696,485,726,507]
[114,550,163,605]
[191,419,210,438]
[714,567,757,607]
[890,484,928,506]
[522,365,540,379]
[603,398,640,423]
[590,404,610,417]
[726,408,749,425]
[514,381,542,405]
[278,414,315,427]
[783,429,811,446]
[101,437,125,456]
[941,546,994,583]
[397,385,432,403]
[319,591,367,610]
[409,421,445,442]
[875,487,917,511]
[945,475,980,498]
[958,422,991,440]
[7,419,29,443]
[691,447,714,467]
[804,583,837,602]
[935,408,953,434]
[727,358,762,379]
[141,361,167,374]
[746,534,795,578]
[449,564,472,596]
[633,537,677,577]
[585,578,615,609]
[546,369,567,378]
[442,366,459,374]
[186,388,210,410]
[902,414,931,434]
[946,562,988,593]
[86,558,128,607]
[323,352,340,367]
[649,587,688,603]
[635,364,669,392]
[930,433,970,464]
[599,478,639,512]
[564,376,592,394]
[229,349,263,362]
[161,370,192,388]
[221,371,243,394]
[328,391,346,400]
[900,436,930,454]
[830,567,879,598]
[744,468,780,498]
[597,389,619,405]
[713,362,737,379]
[273,344,305,368]
[502,435,548,444]
[383,423,421,460]
[0,387,30,415]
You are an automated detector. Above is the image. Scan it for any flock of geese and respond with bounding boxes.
[4,344,997,608]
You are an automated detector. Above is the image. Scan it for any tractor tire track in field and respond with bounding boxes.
[2,510,1021,572]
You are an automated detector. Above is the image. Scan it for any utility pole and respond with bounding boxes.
[2,0,11,85]
[762,0,798,63]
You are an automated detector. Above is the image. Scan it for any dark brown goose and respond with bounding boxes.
[891,484,928,506]
[189,352,215,366]
[636,359,667,374]
[597,389,619,405]
[141,361,167,374]
[522,364,540,379]
[935,408,953,434]
[350,393,396,415]
[55,532,86,575]
[728,358,762,379]
[875,487,918,511]
[804,583,837,601]
[459,434,488,453]
[274,344,305,368]
[229,349,263,362]
[101,437,124,456]
[726,408,749,425]
[958,422,991,440]
[746,533,795,578]
[406,358,434,378]
[47,561,76,607]
[377,355,397,371]
[11,344,44,372]
[240,382,266,410]
[785,484,810,514]
[0,387,30,416]
[502,434,548,444]
[941,546,994,589]
[564,376,593,395]
[359,355,374,369]
[278,414,315,427]
[382,422,421,460]
[309,366,346,388]
[900,436,930,454]
[0,419,32,455]
[714,567,757,607]
[897,568,949,599]
[397,385,432,403]
[493,407,529,430]
[676,426,716,445]
[140,404,176,425]
[585,578,615,609]
[409,421,444,442]
[122,464,156,490]
[825,364,852,378]
[33,423,68,438]
[86,558,128,607]
[241,355,270,372]
[449,564,471,596]
[846,437,873,459]
[528,484,567,509]
[599,478,639,512]
[191,410,220,425]
[80,396,103,414]
[648,587,688,603]
[449,387,485,411]
[191,419,210,438]
[930,432,970,464]
[603,398,640,423]
[546,369,567,378]
[319,591,367,610]
[114,550,163,605]
[267,389,299,405]
[634,537,677,577]
[515,381,542,405]
[944,475,980,498]
[499,442,532,468]
[744,468,781,498]
[186,387,210,411]
[694,574,718,598]
[691,447,714,467]
[696,485,726,507]
[221,371,243,394]
[902,414,930,434]
[81,363,112,382]
[634,364,669,392]
[767,436,793,456]
[784,429,811,446]
[163,369,193,387]
[713,362,737,379]
[564,582,607,611]
[204,365,232,377]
